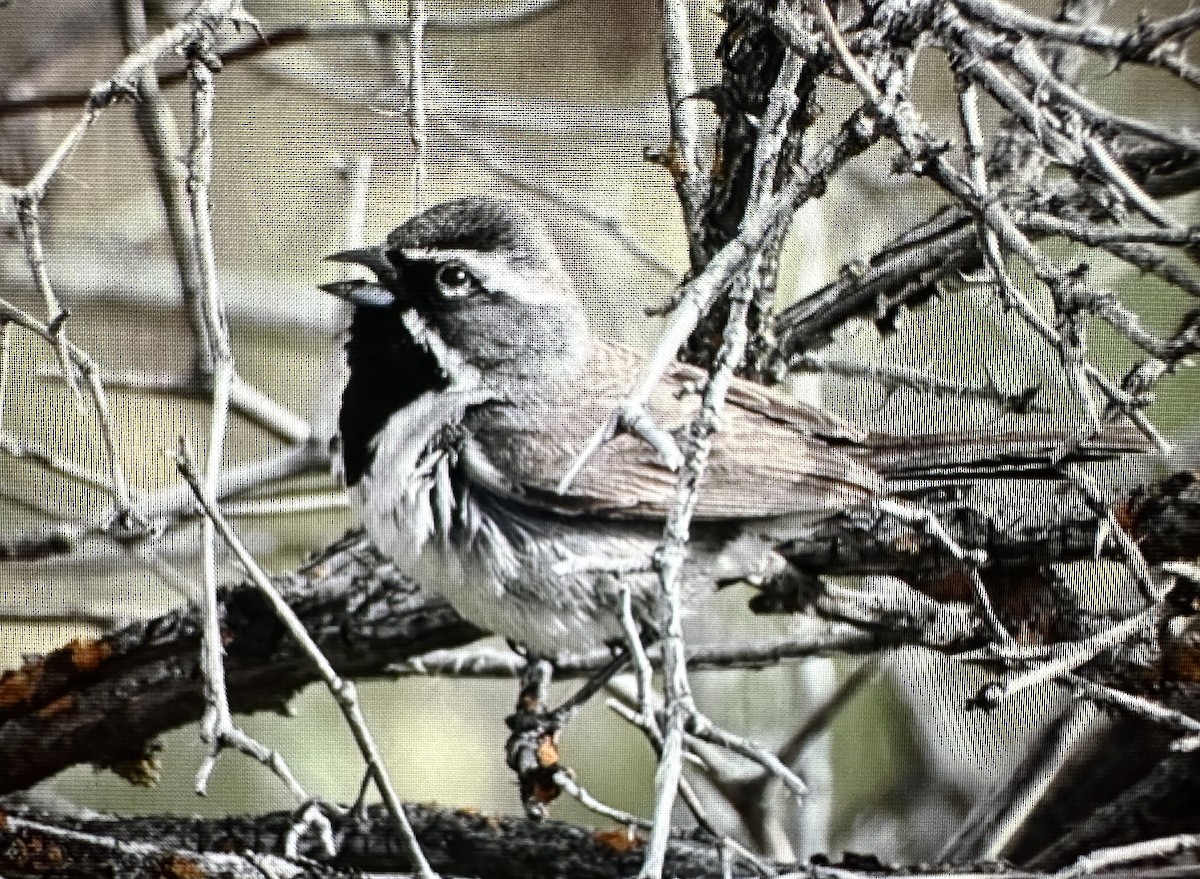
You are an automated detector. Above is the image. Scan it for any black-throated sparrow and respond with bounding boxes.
[323,197,1145,655]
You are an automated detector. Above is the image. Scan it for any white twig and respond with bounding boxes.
[0,430,114,495]
[1071,468,1160,602]
[557,178,809,494]
[222,490,348,518]
[0,297,134,517]
[1054,834,1200,878]
[1063,673,1200,742]
[408,0,428,203]
[125,443,328,532]
[15,199,82,408]
[642,263,761,879]
[555,770,651,829]
[620,583,661,740]
[659,0,705,241]
[748,50,804,208]
[284,802,338,860]
[35,366,313,445]
[228,374,313,445]
[796,351,1050,411]
[175,446,439,879]
[0,321,9,432]
[392,625,900,679]
[820,0,1170,455]
[684,713,807,803]
[186,41,242,798]
[978,606,1158,706]
[1083,137,1183,230]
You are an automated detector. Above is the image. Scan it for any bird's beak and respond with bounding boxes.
[318,279,394,308]
[322,246,395,307]
[325,245,391,275]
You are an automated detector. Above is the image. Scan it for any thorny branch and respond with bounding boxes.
[623,0,1200,873]
[4,0,1200,875]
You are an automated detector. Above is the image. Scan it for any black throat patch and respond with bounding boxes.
[339,306,449,487]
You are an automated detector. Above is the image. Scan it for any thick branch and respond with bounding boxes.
[0,532,482,795]
[8,806,1197,879]
[4,472,1198,794]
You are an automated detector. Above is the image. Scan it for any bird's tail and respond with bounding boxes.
[859,421,1152,481]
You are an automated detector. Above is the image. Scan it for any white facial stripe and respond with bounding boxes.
[395,248,571,306]
[401,308,481,389]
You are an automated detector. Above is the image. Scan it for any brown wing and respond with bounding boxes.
[463,339,882,520]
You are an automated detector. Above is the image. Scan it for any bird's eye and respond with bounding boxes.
[435,263,476,298]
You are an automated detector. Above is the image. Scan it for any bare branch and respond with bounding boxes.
[174,452,439,879]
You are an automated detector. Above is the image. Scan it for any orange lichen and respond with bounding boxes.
[891,533,924,556]
[535,736,560,769]
[66,637,112,672]
[593,829,643,853]
[1112,497,1138,536]
[157,854,207,879]
[36,693,76,720]
[0,664,45,710]
[1163,639,1200,684]
[9,832,66,869]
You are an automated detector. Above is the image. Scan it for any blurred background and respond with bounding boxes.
[0,0,1196,864]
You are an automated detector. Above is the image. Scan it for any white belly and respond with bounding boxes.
[353,393,787,655]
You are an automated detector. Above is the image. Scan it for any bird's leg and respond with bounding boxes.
[504,646,632,819]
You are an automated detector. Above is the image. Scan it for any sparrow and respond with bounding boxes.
[323,197,1147,656]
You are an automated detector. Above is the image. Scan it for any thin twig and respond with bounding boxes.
[392,626,905,679]
[643,264,762,878]
[557,173,822,495]
[794,352,1051,412]
[953,0,1200,68]
[0,321,11,434]
[1054,834,1200,878]
[0,297,134,517]
[175,445,439,879]
[186,39,243,797]
[620,583,661,742]
[437,118,678,279]
[659,0,706,256]
[1070,468,1160,602]
[748,50,805,209]
[555,770,651,829]
[116,0,212,376]
[14,199,82,408]
[977,606,1158,706]
[0,2,574,120]
[0,430,114,495]
[408,0,429,204]
[1062,673,1200,743]
[1083,137,1184,230]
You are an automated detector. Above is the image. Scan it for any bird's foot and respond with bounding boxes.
[503,648,633,819]
[504,656,562,819]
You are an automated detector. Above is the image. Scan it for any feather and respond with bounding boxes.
[462,339,883,520]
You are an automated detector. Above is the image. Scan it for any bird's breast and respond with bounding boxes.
[352,388,492,573]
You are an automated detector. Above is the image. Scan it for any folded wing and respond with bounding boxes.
[463,339,882,520]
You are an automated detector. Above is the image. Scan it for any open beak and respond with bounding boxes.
[322,246,395,307]
[326,245,391,275]
[318,279,394,308]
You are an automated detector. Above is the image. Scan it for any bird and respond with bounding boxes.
[322,196,1148,657]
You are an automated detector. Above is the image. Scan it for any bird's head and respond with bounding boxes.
[323,197,589,386]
